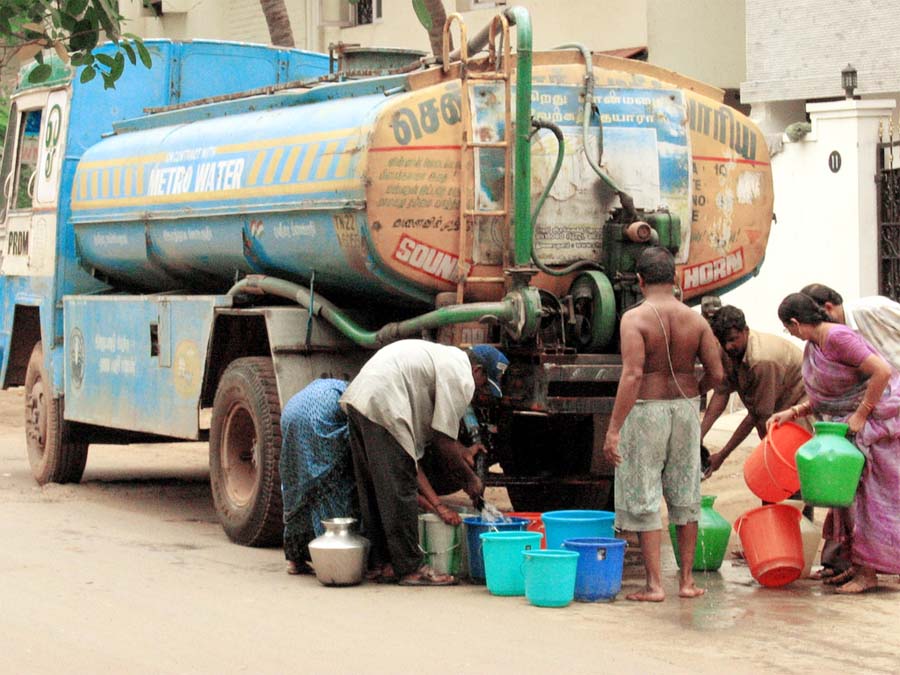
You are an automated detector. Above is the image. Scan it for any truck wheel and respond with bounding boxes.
[210,357,283,547]
[24,343,89,485]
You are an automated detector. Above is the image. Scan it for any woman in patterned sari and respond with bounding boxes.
[279,379,358,575]
[769,293,900,593]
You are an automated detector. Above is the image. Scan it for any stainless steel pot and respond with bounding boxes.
[308,517,370,586]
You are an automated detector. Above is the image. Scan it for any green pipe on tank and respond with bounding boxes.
[505,5,533,268]
[227,275,534,348]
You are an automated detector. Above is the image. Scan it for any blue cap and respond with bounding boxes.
[469,344,509,398]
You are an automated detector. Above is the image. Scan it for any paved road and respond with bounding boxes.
[2,388,898,674]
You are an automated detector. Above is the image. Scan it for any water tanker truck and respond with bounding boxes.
[0,7,773,545]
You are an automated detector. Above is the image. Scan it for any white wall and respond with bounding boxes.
[646,0,745,89]
[119,0,311,48]
[743,0,900,103]
[329,0,649,55]
[723,99,895,335]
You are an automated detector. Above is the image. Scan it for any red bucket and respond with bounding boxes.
[734,504,804,587]
[743,422,811,502]
[507,512,545,548]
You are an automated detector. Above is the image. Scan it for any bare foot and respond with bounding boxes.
[626,586,665,602]
[286,560,301,575]
[678,582,706,598]
[835,569,877,594]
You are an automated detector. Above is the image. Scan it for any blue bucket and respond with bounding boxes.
[542,510,615,549]
[480,531,543,596]
[562,537,627,602]
[463,516,529,582]
[522,549,579,608]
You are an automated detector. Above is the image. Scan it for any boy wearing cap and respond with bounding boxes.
[340,339,508,586]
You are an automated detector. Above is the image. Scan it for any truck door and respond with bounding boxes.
[0,88,67,277]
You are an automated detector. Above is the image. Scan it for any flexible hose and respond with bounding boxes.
[227,275,520,348]
[554,43,637,218]
[529,118,602,277]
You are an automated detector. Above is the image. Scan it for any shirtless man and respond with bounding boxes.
[603,247,724,602]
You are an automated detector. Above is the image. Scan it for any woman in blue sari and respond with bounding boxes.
[279,379,358,574]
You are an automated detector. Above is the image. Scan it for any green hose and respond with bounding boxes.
[529,118,602,277]
[227,275,535,348]
[554,43,636,217]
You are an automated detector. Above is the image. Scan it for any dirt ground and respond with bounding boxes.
[2,387,899,674]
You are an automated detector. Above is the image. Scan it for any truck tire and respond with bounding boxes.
[210,357,283,547]
[24,343,89,485]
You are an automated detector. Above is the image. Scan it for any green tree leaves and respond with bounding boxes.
[1,0,152,89]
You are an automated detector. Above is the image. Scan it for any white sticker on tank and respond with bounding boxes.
[274,221,315,238]
[736,171,762,204]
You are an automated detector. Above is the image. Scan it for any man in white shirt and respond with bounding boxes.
[340,340,508,586]
[801,284,900,370]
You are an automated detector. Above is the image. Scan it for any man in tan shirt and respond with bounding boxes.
[700,305,809,475]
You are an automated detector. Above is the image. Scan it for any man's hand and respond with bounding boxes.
[602,430,622,467]
[462,443,486,468]
[704,450,727,477]
[434,503,462,526]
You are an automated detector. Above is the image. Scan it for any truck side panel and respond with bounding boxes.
[63,295,229,438]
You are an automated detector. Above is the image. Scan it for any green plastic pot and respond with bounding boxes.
[669,495,732,571]
[796,421,865,507]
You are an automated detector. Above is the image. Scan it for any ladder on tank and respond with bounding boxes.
[443,14,514,344]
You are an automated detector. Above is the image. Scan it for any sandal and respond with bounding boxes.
[824,567,856,586]
[398,564,458,586]
[366,564,398,583]
[810,567,837,581]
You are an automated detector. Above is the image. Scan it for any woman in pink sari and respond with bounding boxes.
[769,293,900,594]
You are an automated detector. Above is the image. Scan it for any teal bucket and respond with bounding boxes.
[522,550,579,608]
[463,516,529,582]
[480,531,543,596]
[562,537,626,602]
[542,510,615,549]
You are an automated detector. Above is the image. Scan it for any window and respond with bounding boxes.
[14,110,42,211]
[0,105,42,221]
[456,0,507,10]
[352,0,381,25]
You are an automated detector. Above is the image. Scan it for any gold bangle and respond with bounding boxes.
[859,400,875,413]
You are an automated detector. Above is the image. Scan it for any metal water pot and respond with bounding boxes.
[308,517,370,586]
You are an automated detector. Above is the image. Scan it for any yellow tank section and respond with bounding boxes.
[363,51,773,303]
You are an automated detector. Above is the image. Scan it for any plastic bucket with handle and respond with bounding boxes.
[562,537,627,602]
[418,513,462,575]
[507,512,546,548]
[734,504,804,587]
[480,531,543,596]
[542,510,615,550]
[522,549,579,608]
[743,422,811,502]
[463,516,529,582]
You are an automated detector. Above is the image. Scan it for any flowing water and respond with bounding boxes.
[479,500,509,523]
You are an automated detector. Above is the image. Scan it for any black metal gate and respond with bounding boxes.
[876,133,900,300]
